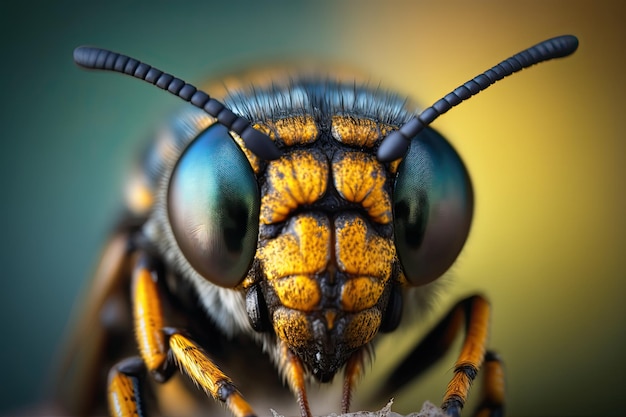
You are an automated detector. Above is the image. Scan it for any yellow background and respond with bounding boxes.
[346,3,625,416]
[1,1,623,416]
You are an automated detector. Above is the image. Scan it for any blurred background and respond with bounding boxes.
[1,1,624,416]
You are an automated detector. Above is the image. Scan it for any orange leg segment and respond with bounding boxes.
[280,344,313,417]
[441,295,491,415]
[107,252,258,417]
[473,351,505,417]
[131,255,168,378]
[342,348,368,413]
[107,357,147,417]
[167,331,257,417]
[377,294,505,417]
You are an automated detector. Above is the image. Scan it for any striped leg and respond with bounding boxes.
[379,295,505,417]
[441,295,491,416]
[105,251,257,417]
[166,332,257,417]
[107,357,148,417]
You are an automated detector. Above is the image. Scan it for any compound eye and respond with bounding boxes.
[168,124,260,287]
[393,128,473,286]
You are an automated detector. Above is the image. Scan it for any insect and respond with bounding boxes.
[56,35,578,417]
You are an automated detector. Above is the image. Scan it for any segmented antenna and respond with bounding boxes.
[377,35,579,162]
[73,46,282,160]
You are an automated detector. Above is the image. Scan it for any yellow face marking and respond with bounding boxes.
[341,276,385,312]
[333,152,392,224]
[272,308,311,348]
[344,309,382,349]
[331,116,395,148]
[272,275,321,311]
[261,150,328,224]
[335,215,395,310]
[259,215,330,281]
[255,115,318,146]
[331,116,381,147]
[330,115,405,174]
[324,310,337,330]
[335,216,394,277]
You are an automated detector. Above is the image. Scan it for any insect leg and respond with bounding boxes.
[279,344,313,417]
[166,331,257,417]
[130,252,257,417]
[378,295,503,417]
[55,231,134,415]
[440,295,492,417]
[107,357,148,417]
[131,253,171,381]
[472,351,505,417]
[341,347,368,413]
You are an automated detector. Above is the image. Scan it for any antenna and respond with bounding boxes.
[376,35,579,162]
[73,46,282,160]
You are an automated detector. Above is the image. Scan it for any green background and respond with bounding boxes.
[1,1,624,416]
